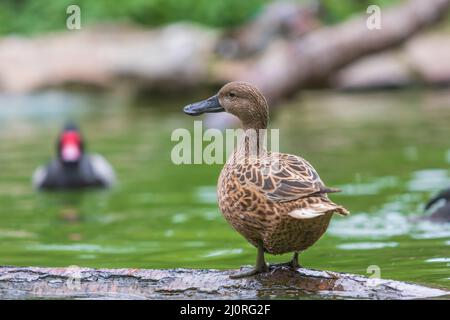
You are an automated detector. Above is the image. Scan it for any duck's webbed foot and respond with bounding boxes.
[269,252,302,269]
[229,265,268,279]
[230,242,269,279]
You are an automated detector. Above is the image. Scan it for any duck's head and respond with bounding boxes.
[184,81,269,129]
[57,122,84,165]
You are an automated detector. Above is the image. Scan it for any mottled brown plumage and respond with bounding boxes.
[184,81,349,277]
[218,151,348,254]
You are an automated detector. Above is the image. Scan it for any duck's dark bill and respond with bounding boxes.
[183,95,224,116]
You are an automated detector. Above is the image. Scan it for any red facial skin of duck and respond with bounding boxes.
[60,131,82,163]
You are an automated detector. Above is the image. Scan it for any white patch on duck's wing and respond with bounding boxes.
[32,166,47,189]
[90,154,116,187]
[288,202,337,220]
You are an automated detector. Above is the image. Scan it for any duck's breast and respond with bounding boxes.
[217,164,269,247]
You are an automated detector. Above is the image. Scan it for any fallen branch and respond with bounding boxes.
[228,0,450,103]
[0,266,447,299]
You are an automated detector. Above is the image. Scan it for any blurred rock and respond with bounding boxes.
[406,34,450,86]
[0,23,218,93]
[331,52,414,90]
[332,33,450,90]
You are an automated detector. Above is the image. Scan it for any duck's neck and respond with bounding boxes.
[230,100,270,163]
[234,128,268,162]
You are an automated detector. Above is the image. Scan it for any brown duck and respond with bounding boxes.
[184,82,349,278]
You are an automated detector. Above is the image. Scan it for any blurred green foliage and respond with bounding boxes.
[0,0,398,35]
[0,0,267,34]
[320,0,398,24]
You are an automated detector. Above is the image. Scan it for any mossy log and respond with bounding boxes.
[0,266,448,300]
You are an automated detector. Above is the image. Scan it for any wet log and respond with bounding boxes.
[0,266,448,300]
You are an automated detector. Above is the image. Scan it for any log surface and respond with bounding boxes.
[0,266,448,300]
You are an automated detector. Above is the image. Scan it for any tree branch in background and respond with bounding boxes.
[222,0,450,103]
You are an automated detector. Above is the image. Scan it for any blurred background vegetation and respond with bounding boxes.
[0,0,399,35]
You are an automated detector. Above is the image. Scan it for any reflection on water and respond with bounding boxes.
[426,258,450,263]
[195,186,217,204]
[330,212,410,238]
[330,211,450,240]
[408,169,450,192]
[337,176,398,196]
[26,243,138,254]
[336,242,398,250]
[0,229,35,239]
[0,89,450,294]
[203,248,243,258]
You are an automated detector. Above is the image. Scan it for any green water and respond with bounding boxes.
[0,89,449,293]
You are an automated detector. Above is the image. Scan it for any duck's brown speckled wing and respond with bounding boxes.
[241,153,338,203]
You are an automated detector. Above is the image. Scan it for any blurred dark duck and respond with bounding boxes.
[424,188,450,223]
[32,122,116,190]
[184,81,349,278]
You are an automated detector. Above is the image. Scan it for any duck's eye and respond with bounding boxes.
[229,92,236,98]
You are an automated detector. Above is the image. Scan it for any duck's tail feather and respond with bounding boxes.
[322,187,342,194]
[334,205,350,216]
[288,198,349,220]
